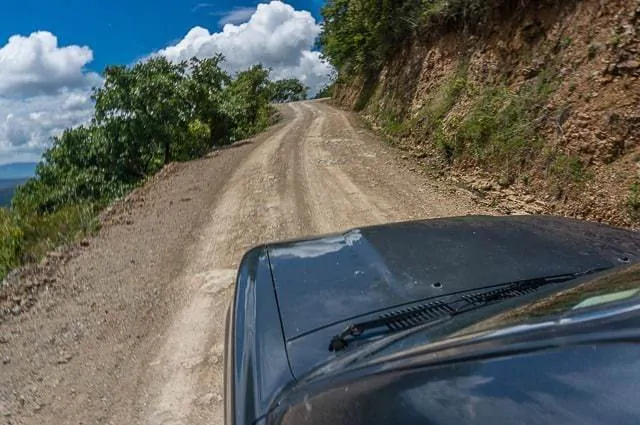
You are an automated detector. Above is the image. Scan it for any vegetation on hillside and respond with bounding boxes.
[320,0,518,77]
[320,0,418,76]
[0,56,307,281]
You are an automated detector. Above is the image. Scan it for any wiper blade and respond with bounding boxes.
[329,301,455,351]
[329,267,611,352]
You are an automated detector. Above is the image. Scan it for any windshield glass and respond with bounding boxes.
[451,263,640,338]
[344,264,640,363]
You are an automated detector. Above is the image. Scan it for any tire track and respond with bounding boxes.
[143,104,313,425]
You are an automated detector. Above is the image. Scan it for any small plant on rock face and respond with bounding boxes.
[560,36,573,49]
[610,35,621,48]
[551,154,590,184]
[627,182,640,219]
[588,43,599,60]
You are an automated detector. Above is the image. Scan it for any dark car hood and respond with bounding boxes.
[266,215,640,376]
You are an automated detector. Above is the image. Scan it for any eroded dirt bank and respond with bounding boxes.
[335,0,640,227]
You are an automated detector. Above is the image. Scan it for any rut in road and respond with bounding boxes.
[0,100,485,425]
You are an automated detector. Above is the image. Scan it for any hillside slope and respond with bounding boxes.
[332,0,640,226]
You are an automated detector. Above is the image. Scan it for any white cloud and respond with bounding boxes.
[0,31,98,164]
[0,90,95,163]
[217,7,258,26]
[0,31,100,97]
[0,2,335,164]
[157,1,334,95]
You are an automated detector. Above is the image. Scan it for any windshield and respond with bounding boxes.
[450,263,640,338]
[331,264,640,365]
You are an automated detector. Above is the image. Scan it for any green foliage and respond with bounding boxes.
[185,55,234,148]
[402,61,469,157]
[13,57,275,216]
[224,65,273,140]
[2,56,278,280]
[549,154,590,183]
[320,0,519,76]
[560,36,573,49]
[17,203,98,264]
[610,34,621,48]
[627,182,640,220]
[94,58,191,173]
[442,71,556,177]
[453,86,538,165]
[269,78,308,102]
[320,0,421,75]
[0,208,23,279]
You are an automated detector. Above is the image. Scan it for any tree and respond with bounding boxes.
[11,57,277,216]
[268,78,308,102]
[223,65,273,140]
[320,0,421,75]
[185,55,232,148]
[93,57,190,173]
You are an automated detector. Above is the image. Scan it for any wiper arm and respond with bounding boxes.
[329,266,611,352]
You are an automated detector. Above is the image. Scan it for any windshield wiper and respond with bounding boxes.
[329,267,611,352]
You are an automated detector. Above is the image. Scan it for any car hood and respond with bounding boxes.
[266,215,640,376]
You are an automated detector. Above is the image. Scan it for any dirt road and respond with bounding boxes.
[0,100,486,425]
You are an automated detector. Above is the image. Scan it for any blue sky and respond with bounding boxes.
[0,1,331,165]
[1,0,324,73]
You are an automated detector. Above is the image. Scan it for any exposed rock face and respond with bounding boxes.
[335,0,640,227]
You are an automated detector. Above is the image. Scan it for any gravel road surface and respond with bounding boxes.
[0,100,486,425]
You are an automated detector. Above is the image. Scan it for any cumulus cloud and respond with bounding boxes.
[157,1,334,95]
[0,31,100,97]
[0,90,95,163]
[0,2,334,164]
[0,31,98,164]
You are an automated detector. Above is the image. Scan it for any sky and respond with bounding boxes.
[0,0,332,165]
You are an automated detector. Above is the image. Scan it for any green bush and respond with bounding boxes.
[16,204,98,265]
[441,71,556,178]
[320,0,534,76]
[627,182,640,220]
[0,57,295,281]
[0,209,24,279]
[550,154,590,183]
[413,70,467,134]
[453,86,540,164]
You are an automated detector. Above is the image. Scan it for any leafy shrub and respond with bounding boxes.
[320,0,535,76]
[269,78,308,102]
[16,204,98,264]
[627,182,640,220]
[0,208,24,279]
[1,56,297,280]
[549,154,590,183]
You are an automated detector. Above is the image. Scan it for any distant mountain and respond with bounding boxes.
[0,162,37,180]
[0,178,28,207]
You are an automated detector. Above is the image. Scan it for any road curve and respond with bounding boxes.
[0,100,486,425]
